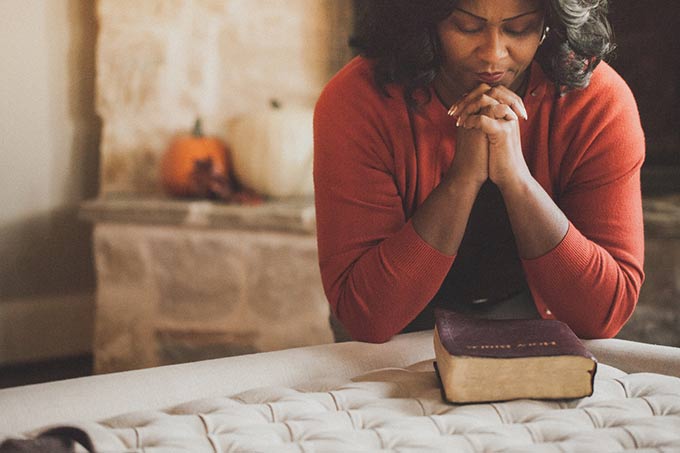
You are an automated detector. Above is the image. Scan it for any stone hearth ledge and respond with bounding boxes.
[79,196,316,234]
[78,195,336,373]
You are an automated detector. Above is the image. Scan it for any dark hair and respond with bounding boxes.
[350,0,615,105]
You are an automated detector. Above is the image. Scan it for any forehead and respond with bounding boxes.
[454,0,544,20]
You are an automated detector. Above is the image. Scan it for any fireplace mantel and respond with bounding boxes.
[80,196,316,234]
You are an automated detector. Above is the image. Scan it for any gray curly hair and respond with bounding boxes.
[538,0,615,91]
[351,0,615,104]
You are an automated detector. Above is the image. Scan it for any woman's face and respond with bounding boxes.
[436,0,545,97]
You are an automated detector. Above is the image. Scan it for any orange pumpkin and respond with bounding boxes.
[160,118,229,197]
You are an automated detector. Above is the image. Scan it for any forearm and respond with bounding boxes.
[320,172,485,343]
[499,176,569,259]
[412,175,483,256]
[522,225,643,338]
[324,221,454,343]
[329,176,481,342]
[506,175,644,339]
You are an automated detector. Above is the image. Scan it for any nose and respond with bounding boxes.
[477,28,508,64]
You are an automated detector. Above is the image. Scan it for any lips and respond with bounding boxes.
[476,71,506,84]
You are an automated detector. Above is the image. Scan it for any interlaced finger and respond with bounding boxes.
[455,94,500,127]
[482,103,519,122]
[483,86,528,120]
[459,104,519,132]
[447,83,492,117]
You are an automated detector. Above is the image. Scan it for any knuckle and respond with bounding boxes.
[480,94,499,105]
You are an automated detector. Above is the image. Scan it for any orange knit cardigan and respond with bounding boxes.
[313,56,645,343]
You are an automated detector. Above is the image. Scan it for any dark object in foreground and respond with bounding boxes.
[0,427,95,453]
[434,309,597,404]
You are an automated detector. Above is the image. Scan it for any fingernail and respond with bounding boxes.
[448,104,458,116]
[522,107,528,120]
[456,117,461,127]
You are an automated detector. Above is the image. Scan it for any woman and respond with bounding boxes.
[313,0,645,342]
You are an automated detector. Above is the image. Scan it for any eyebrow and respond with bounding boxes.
[452,7,542,22]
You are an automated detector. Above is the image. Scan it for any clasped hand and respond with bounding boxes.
[447,83,532,191]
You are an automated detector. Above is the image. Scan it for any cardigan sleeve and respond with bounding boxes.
[522,65,645,339]
[313,67,454,343]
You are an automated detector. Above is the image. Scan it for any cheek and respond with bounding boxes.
[439,34,474,67]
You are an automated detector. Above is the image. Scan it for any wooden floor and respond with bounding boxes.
[0,355,93,389]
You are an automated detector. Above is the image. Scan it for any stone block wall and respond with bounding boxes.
[84,198,334,373]
[96,0,354,195]
[91,0,356,370]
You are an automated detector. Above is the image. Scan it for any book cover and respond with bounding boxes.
[433,308,598,403]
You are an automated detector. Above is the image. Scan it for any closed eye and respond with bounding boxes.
[504,26,535,36]
[451,17,485,34]
[456,24,484,34]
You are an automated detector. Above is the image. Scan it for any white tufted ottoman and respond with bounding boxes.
[1,331,680,452]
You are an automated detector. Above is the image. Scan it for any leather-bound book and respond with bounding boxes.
[433,308,597,403]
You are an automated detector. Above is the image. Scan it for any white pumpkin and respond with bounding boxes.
[228,102,314,198]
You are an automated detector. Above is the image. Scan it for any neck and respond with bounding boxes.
[433,70,465,109]
[514,67,531,98]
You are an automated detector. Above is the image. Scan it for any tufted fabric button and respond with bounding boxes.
[531,91,537,97]
[545,309,552,316]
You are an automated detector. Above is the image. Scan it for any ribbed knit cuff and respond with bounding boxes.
[382,220,456,281]
[522,222,592,272]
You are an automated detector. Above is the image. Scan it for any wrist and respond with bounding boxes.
[442,172,486,196]
[497,172,535,199]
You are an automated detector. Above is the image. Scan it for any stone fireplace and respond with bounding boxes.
[85,0,353,373]
[96,0,353,195]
